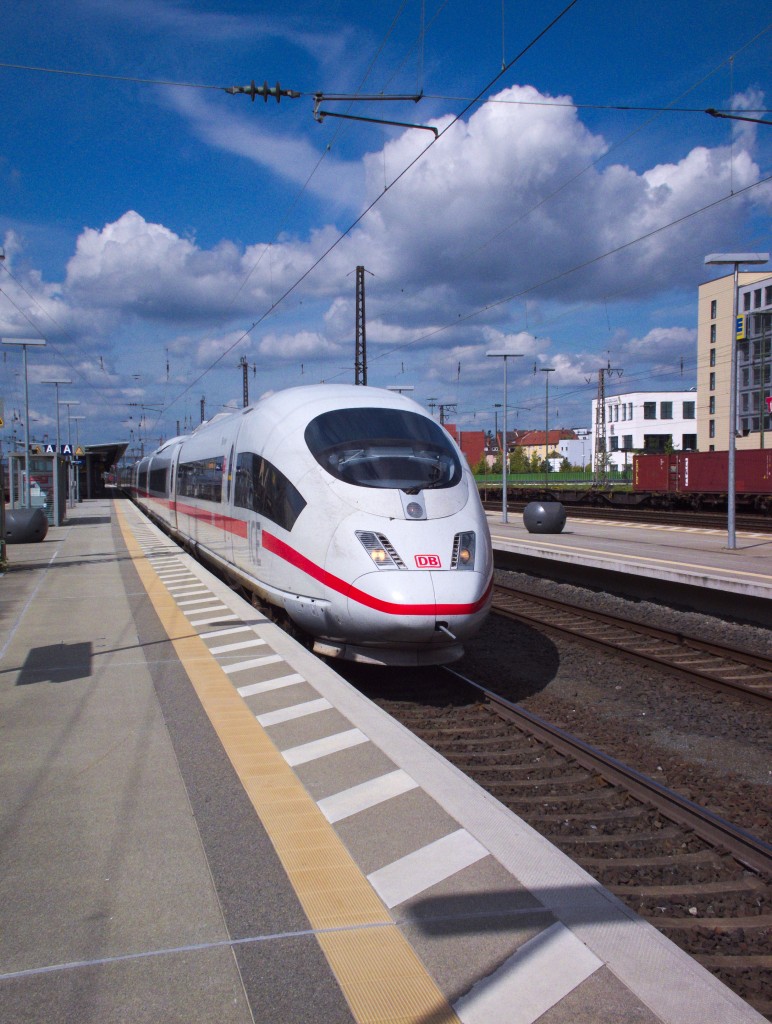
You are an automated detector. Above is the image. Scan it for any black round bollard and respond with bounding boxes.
[523,501,566,534]
[5,507,49,544]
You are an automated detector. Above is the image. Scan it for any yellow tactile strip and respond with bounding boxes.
[116,503,460,1024]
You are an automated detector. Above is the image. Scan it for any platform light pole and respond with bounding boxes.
[59,399,80,508]
[704,253,769,549]
[40,379,72,453]
[486,351,523,523]
[71,415,86,502]
[539,367,556,481]
[2,337,47,507]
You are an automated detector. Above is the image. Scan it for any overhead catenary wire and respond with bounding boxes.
[1,10,768,438]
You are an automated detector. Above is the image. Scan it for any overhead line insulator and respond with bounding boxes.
[224,80,301,103]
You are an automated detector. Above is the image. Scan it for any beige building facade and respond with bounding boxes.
[697,270,772,452]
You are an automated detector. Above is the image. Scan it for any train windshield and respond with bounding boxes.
[305,407,463,490]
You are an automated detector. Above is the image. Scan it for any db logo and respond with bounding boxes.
[415,554,441,568]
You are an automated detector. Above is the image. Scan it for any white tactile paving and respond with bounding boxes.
[256,697,332,727]
[200,625,257,640]
[222,653,285,675]
[453,921,603,1024]
[367,829,489,909]
[318,769,419,824]
[208,638,268,655]
[237,674,306,697]
[188,613,240,626]
[281,728,370,766]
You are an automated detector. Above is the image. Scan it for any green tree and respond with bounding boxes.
[509,447,529,473]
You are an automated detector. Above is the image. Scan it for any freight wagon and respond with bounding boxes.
[633,450,772,512]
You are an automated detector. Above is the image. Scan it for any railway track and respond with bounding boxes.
[491,583,772,706]
[353,667,772,1019]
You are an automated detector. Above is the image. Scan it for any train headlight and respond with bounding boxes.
[356,531,406,569]
[451,531,476,570]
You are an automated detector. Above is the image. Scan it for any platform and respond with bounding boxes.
[0,498,766,1023]
[489,510,772,623]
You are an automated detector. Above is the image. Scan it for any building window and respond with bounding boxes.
[743,291,751,311]
[610,436,619,451]
[710,299,717,319]
[709,372,716,391]
[709,420,715,438]
[710,347,716,366]
[754,289,762,309]
[660,401,673,419]
[622,434,633,450]
[643,434,672,452]
[765,285,772,306]
[643,402,656,419]
[710,324,716,343]
[628,402,633,419]
[682,401,695,419]
[682,434,697,450]
[709,396,715,414]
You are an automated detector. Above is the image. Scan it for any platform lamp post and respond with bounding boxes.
[539,367,556,482]
[59,399,80,508]
[40,379,72,453]
[71,415,86,502]
[486,351,523,523]
[704,253,769,550]
[2,337,46,507]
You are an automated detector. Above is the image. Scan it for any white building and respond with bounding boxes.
[590,390,697,471]
[556,428,592,468]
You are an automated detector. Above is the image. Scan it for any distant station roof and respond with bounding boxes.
[85,442,128,471]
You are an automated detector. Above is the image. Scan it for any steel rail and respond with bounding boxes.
[491,584,772,706]
[443,667,772,876]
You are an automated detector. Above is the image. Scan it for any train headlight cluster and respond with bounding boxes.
[356,531,406,569]
[451,532,476,570]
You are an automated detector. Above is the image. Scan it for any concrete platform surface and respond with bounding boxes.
[0,498,766,1024]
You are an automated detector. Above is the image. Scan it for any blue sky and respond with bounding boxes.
[1,0,770,452]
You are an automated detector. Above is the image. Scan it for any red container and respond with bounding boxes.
[633,454,676,492]
[635,450,772,495]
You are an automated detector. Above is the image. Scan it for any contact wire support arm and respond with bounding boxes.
[312,92,437,136]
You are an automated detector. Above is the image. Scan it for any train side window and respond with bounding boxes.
[234,452,306,531]
[148,465,168,494]
[177,457,224,503]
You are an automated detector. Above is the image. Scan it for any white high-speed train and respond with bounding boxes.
[126,384,493,665]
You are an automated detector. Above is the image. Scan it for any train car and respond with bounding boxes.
[633,450,772,511]
[130,384,493,665]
